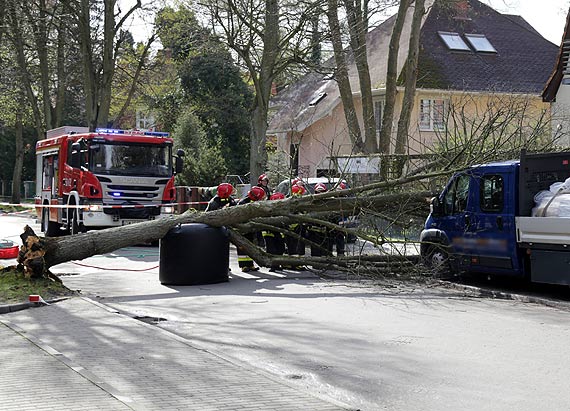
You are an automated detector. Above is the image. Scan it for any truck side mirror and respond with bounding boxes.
[174,149,185,174]
[70,142,81,168]
[430,196,443,216]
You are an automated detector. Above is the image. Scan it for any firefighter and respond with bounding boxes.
[255,174,271,247]
[284,183,306,270]
[236,186,266,272]
[263,192,286,271]
[333,182,348,256]
[257,173,271,200]
[307,182,333,257]
[205,183,236,212]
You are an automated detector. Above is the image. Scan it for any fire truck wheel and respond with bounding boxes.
[42,207,60,237]
[69,208,81,235]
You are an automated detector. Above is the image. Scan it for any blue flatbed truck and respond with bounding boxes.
[420,150,570,285]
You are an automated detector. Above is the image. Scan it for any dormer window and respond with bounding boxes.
[465,34,497,53]
[309,92,327,106]
[438,32,470,51]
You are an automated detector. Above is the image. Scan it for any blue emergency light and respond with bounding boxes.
[95,128,170,138]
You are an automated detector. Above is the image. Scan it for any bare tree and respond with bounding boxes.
[74,0,147,129]
[203,0,318,183]
[343,0,377,152]
[327,0,366,152]
[379,0,410,154]
[395,0,426,155]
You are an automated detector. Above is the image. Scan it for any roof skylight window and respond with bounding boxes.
[465,34,497,53]
[438,31,470,51]
[309,93,327,106]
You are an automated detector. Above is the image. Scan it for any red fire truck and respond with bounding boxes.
[35,126,184,236]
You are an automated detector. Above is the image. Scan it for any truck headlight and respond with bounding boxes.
[162,206,174,214]
[85,204,103,212]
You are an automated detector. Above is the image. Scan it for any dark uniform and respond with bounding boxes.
[236,196,259,272]
[285,222,306,256]
[205,195,236,212]
[307,223,333,257]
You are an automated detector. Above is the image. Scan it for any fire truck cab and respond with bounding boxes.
[35,126,184,236]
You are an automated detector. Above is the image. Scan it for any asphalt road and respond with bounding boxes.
[3,214,570,410]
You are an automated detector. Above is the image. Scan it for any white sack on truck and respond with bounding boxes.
[532,177,570,216]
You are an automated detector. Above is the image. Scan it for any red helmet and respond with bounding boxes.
[248,186,266,201]
[291,184,306,196]
[258,174,269,183]
[270,192,285,200]
[217,183,234,199]
[314,183,327,193]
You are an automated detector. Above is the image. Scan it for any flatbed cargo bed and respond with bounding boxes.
[516,216,570,245]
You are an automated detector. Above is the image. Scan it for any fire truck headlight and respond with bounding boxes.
[87,204,103,212]
[162,206,174,214]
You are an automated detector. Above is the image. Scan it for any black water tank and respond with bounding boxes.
[159,223,229,285]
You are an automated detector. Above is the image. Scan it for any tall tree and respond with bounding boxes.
[395,0,426,154]
[74,0,148,129]
[343,0,377,152]
[205,0,316,183]
[156,6,253,177]
[326,0,366,152]
[379,0,410,154]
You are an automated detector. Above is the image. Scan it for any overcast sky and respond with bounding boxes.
[122,0,570,46]
[482,0,569,44]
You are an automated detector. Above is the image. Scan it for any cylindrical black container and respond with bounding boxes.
[159,223,229,285]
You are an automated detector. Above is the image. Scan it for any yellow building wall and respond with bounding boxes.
[278,90,551,178]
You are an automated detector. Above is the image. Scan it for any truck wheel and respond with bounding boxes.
[69,207,81,235]
[425,245,450,276]
[42,207,60,237]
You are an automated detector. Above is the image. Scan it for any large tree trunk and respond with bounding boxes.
[78,0,97,130]
[327,0,365,153]
[7,0,44,138]
[11,112,24,204]
[248,0,279,183]
[17,171,444,277]
[343,0,377,153]
[379,0,410,154]
[395,0,425,155]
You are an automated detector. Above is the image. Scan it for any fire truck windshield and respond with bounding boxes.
[89,142,172,177]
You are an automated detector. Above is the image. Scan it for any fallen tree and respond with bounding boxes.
[17,171,445,278]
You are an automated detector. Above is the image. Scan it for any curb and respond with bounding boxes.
[0,297,70,315]
[439,280,570,311]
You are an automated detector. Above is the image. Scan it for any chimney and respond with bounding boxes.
[453,0,471,21]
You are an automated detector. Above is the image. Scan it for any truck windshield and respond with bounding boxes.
[89,142,172,177]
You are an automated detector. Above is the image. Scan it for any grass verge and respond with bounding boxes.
[0,266,76,304]
[0,204,31,213]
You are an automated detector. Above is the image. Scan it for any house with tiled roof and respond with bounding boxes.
[268,0,558,178]
[543,7,570,146]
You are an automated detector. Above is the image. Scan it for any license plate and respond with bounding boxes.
[121,220,141,226]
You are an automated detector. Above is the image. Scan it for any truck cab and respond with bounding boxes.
[421,150,570,285]
[421,161,523,276]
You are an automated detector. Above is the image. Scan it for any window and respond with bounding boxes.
[438,31,470,51]
[309,92,327,106]
[465,34,496,53]
[480,175,503,212]
[443,174,470,215]
[419,99,447,131]
[374,100,384,136]
[136,110,156,130]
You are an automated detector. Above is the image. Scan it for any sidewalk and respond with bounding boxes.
[0,297,346,411]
